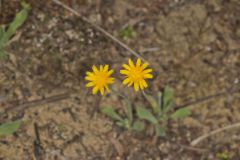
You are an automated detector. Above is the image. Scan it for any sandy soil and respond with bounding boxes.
[0,0,240,159]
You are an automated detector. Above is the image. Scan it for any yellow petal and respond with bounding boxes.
[85,76,96,81]
[134,82,139,91]
[128,81,134,87]
[139,81,144,89]
[136,58,141,67]
[128,59,134,67]
[92,86,99,94]
[100,87,104,95]
[100,65,104,71]
[144,74,153,79]
[107,78,115,83]
[105,85,110,92]
[86,82,95,87]
[123,78,130,85]
[141,62,149,70]
[92,65,99,74]
[142,79,148,88]
[86,71,94,76]
[107,69,114,76]
[122,64,130,70]
[120,70,129,75]
[143,69,152,74]
[103,65,109,72]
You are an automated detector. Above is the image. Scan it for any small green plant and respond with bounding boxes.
[102,96,145,132]
[139,87,191,136]
[119,26,136,40]
[216,151,230,160]
[0,1,30,59]
[101,86,191,137]
[0,120,22,136]
[86,59,190,137]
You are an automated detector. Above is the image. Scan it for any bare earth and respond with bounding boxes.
[0,0,240,159]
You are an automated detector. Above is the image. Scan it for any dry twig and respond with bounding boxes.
[176,87,240,109]
[191,122,240,146]
[177,144,207,153]
[5,93,70,113]
[52,0,146,61]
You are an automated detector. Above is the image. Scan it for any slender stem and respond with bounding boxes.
[110,87,133,124]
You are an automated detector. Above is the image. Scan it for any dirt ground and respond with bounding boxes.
[0,0,240,159]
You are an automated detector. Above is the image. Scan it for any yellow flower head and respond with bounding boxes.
[85,65,114,95]
[120,58,153,91]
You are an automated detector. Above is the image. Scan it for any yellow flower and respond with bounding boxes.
[85,65,114,95]
[120,58,153,91]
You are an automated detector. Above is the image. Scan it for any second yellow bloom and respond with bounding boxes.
[120,58,153,91]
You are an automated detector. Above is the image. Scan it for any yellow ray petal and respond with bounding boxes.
[103,65,109,72]
[107,69,114,76]
[134,82,139,91]
[143,69,153,74]
[107,78,115,83]
[92,86,99,94]
[128,59,134,67]
[142,79,148,88]
[100,65,104,71]
[86,82,95,87]
[92,65,99,74]
[85,76,96,81]
[139,81,144,89]
[128,81,134,87]
[120,70,130,75]
[144,74,153,79]
[122,64,131,70]
[100,87,104,95]
[136,58,141,67]
[86,71,94,76]
[105,85,110,92]
[123,78,130,85]
[141,62,149,70]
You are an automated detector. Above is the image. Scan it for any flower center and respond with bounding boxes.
[130,68,142,81]
[96,72,108,87]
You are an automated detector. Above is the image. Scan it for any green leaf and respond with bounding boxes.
[101,106,123,121]
[159,114,168,121]
[163,87,173,107]
[0,120,22,136]
[142,91,158,114]
[163,87,175,113]
[171,107,191,120]
[0,26,5,47]
[119,26,136,40]
[157,91,162,116]
[157,91,162,108]
[136,106,158,124]
[21,1,31,10]
[155,124,166,137]
[132,120,145,132]
[123,98,133,124]
[0,49,7,60]
[116,121,125,128]
[1,3,29,45]
[116,119,130,129]
[164,101,175,113]
[216,152,229,160]
[0,26,5,39]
